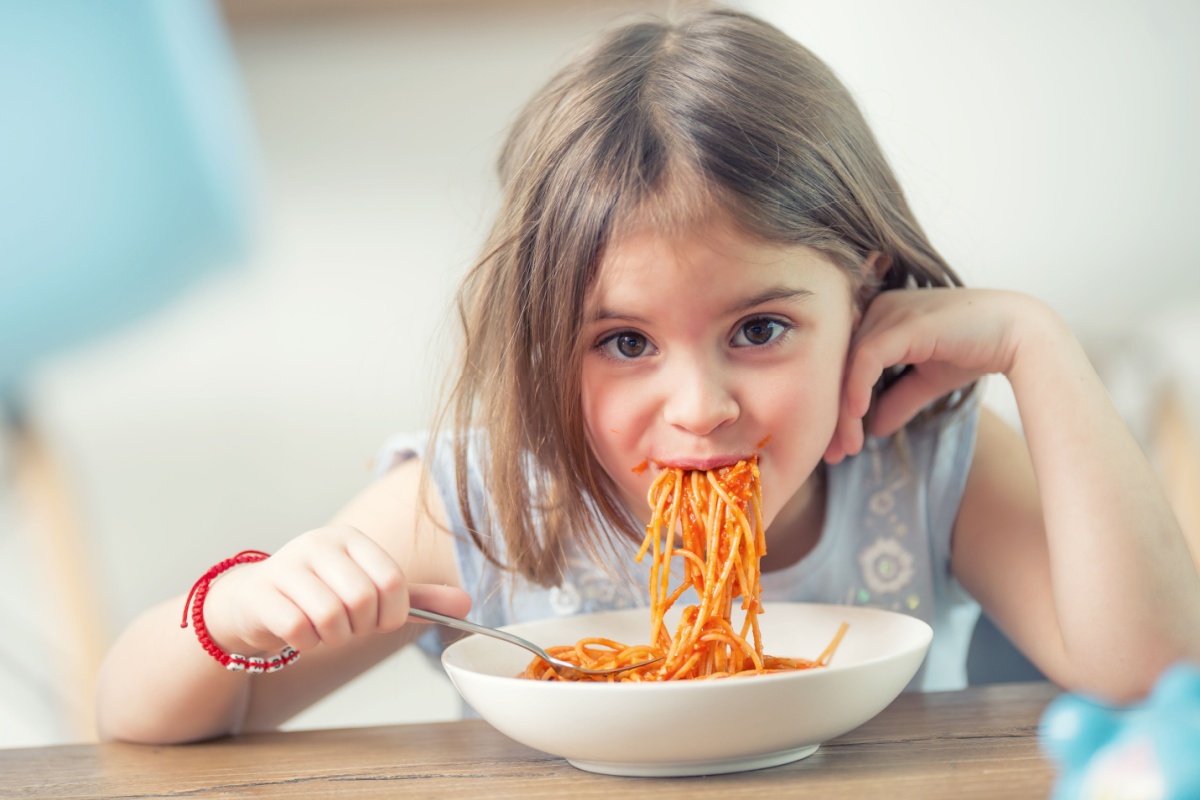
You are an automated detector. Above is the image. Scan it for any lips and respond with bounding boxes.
[651,454,755,472]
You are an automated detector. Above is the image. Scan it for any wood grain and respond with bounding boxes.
[0,682,1060,799]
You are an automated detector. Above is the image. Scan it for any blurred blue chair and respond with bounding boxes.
[0,0,255,404]
[0,0,257,741]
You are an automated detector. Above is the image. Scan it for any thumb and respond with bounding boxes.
[407,583,472,622]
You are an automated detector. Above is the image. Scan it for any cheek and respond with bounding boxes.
[758,340,847,429]
[580,365,661,517]
[580,365,619,449]
[754,373,839,457]
[581,367,643,470]
[751,340,850,519]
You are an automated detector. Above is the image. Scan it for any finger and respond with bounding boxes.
[254,590,321,653]
[869,369,945,438]
[344,535,409,632]
[276,572,354,649]
[846,319,943,420]
[823,435,845,465]
[408,583,472,622]
[823,395,863,464]
[312,554,380,638]
[843,342,887,420]
[836,334,884,458]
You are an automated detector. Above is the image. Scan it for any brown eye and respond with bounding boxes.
[615,333,648,357]
[597,330,654,360]
[734,318,788,347]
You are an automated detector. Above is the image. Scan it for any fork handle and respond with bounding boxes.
[407,607,549,660]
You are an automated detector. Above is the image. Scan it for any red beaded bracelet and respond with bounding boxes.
[180,550,300,674]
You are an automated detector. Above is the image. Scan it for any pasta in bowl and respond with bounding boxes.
[440,601,932,777]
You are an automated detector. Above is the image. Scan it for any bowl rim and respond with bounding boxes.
[440,601,933,689]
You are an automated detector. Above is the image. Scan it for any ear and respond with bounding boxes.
[852,251,892,328]
[864,251,892,280]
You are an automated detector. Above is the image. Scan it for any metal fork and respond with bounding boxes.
[409,608,662,679]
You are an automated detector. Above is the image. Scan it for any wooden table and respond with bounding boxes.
[1,682,1060,799]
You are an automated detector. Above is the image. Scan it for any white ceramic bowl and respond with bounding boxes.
[441,602,932,777]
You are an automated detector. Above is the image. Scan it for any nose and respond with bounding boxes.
[661,357,740,436]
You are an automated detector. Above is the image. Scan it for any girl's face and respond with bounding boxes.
[580,215,857,541]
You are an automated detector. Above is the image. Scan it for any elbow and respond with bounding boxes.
[96,707,231,746]
[96,703,178,746]
[94,671,239,745]
[1055,646,1200,706]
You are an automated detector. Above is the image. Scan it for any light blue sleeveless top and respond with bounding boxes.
[374,394,981,692]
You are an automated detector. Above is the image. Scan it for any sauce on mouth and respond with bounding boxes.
[632,434,771,475]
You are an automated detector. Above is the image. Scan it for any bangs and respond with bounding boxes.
[606,157,735,245]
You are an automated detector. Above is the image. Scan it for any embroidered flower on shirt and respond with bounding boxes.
[859,537,916,595]
[549,582,582,614]
[868,489,895,516]
[550,556,642,614]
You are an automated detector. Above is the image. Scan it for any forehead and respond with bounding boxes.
[588,215,850,311]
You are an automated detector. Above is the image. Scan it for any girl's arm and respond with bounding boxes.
[829,288,1200,702]
[95,458,468,743]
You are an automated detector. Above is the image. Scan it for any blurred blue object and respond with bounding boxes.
[1040,662,1200,800]
[0,0,257,405]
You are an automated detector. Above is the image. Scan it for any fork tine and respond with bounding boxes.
[549,654,664,678]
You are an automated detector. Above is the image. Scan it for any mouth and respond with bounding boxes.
[649,454,756,472]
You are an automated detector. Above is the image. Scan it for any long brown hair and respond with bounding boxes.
[429,7,964,586]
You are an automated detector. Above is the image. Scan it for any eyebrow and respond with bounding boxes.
[727,286,815,315]
[589,285,815,324]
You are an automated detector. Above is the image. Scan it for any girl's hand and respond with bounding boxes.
[825,288,1044,463]
[200,526,469,656]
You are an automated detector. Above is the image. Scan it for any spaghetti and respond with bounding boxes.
[521,457,848,681]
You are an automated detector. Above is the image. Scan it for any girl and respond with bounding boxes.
[96,7,1200,744]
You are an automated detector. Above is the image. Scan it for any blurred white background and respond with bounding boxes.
[1,0,1197,748]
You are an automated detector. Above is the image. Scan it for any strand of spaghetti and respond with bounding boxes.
[636,469,674,562]
[752,470,766,555]
[736,479,760,612]
[668,650,703,681]
[660,576,690,614]
[654,472,683,645]
[671,484,711,662]
[688,488,724,647]
[698,509,747,635]
[641,474,671,640]
[644,465,675,513]
[686,468,706,525]
[740,530,758,607]
[816,622,850,666]
[651,498,663,637]
[705,469,755,561]
[716,469,765,657]
[734,552,752,610]
[750,472,765,619]
[671,547,705,575]
[573,637,625,658]
[698,632,758,673]
[751,611,764,662]
[662,609,695,673]
[683,506,704,592]
[648,471,673,646]
[705,616,763,671]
